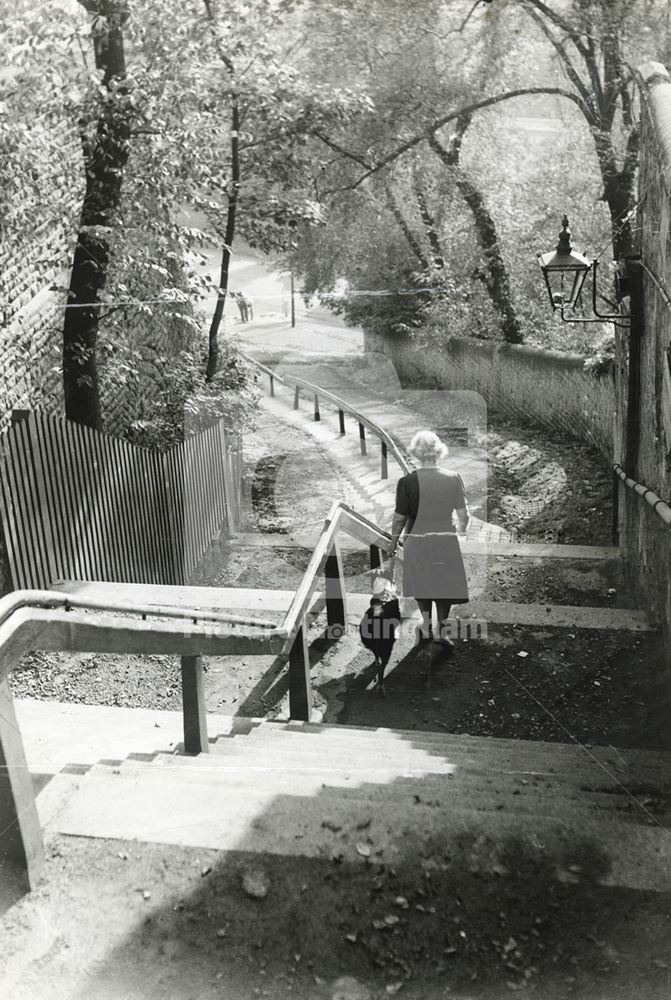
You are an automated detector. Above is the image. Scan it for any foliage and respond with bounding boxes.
[126,341,260,450]
[583,333,616,379]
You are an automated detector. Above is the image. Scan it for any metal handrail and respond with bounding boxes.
[0,501,396,886]
[613,463,671,526]
[279,501,399,654]
[0,589,279,632]
[240,350,411,476]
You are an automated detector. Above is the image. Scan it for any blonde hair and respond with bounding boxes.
[408,430,448,463]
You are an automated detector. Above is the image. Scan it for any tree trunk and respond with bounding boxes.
[63,3,131,428]
[205,100,240,382]
[428,124,524,345]
[412,174,444,270]
[384,183,429,268]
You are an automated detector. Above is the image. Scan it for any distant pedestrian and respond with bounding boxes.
[241,293,253,321]
[231,291,248,322]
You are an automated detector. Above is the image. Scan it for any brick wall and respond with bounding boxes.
[0,112,83,427]
[622,62,671,644]
[0,109,199,437]
[364,332,615,459]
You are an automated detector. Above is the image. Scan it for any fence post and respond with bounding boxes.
[294,386,300,410]
[0,680,44,892]
[338,409,345,435]
[324,540,347,637]
[359,422,367,456]
[288,619,312,721]
[180,655,208,754]
[314,395,320,421]
[269,375,275,397]
[381,441,388,479]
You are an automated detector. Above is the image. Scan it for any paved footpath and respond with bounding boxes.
[243,347,515,547]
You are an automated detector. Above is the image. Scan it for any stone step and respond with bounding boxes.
[44,770,671,892]
[49,582,655,629]
[104,754,662,812]
[143,742,667,792]
[84,760,658,827]
[239,721,671,776]
[202,745,668,788]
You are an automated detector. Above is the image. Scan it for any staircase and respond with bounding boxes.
[32,713,670,894]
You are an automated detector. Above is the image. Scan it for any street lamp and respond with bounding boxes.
[537,216,627,325]
[537,215,645,542]
[538,215,591,313]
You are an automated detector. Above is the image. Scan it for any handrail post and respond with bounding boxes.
[0,680,44,891]
[324,540,347,638]
[181,655,208,754]
[314,395,320,421]
[338,409,345,435]
[294,386,300,410]
[288,618,312,721]
[269,374,275,397]
[359,422,367,456]
[381,441,388,479]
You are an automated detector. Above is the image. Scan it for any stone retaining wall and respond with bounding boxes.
[364,332,614,459]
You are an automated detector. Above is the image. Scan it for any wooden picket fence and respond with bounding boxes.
[0,412,241,590]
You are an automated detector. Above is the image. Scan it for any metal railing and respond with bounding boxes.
[613,463,671,527]
[240,351,411,480]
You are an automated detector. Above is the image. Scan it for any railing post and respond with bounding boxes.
[370,544,382,570]
[181,655,208,754]
[288,619,312,721]
[324,540,347,637]
[0,680,44,892]
[314,395,320,421]
[381,441,388,479]
[338,409,346,435]
[294,386,300,410]
[269,374,275,397]
[359,422,367,456]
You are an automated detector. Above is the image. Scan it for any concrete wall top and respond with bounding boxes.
[637,62,671,197]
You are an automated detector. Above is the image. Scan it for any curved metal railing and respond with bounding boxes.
[240,350,411,479]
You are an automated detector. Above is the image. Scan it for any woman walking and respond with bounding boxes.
[387,430,469,649]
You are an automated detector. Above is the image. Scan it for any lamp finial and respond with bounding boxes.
[557,215,573,254]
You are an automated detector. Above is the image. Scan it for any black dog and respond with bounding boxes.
[359,593,401,694]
